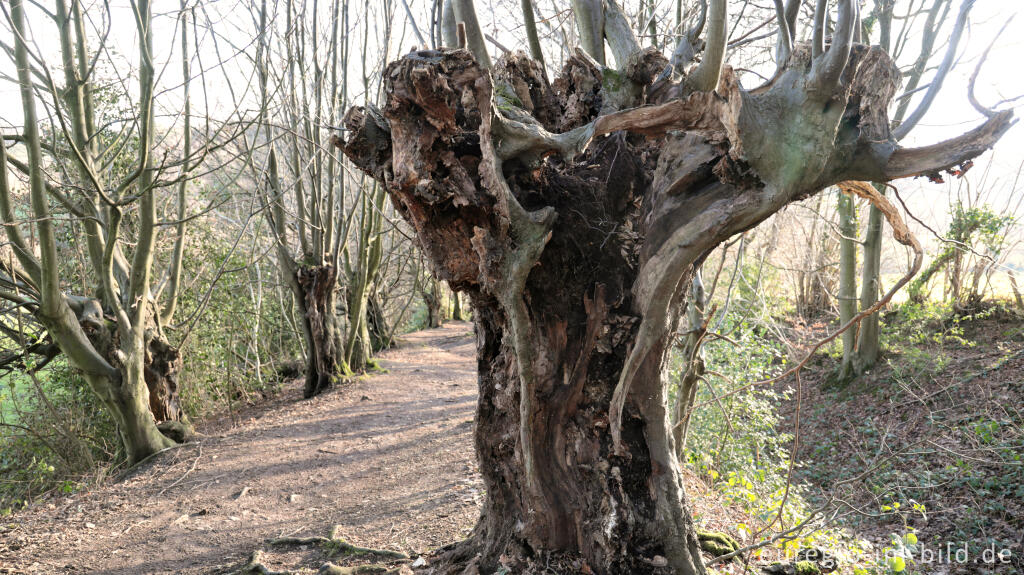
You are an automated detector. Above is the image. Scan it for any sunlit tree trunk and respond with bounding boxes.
[341,0,1011,572]
[837,190,859,381]
[2,0,195,464]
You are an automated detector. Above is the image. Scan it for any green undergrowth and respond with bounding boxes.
[794,299,1024,574]
[678,301,909,573]
[0,361,119,514]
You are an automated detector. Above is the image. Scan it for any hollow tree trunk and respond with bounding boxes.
[144,331,185,423]
[344,51,712,574]
[297,264,347,398]
[341,36,1010,574]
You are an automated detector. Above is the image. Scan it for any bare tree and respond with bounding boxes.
[0,0,236,462]
[842,0,976,377]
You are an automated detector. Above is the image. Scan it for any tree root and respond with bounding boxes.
[231,550,293,575]
[697,530,741,562]
[268,526,409,560]
[317,563,407,575]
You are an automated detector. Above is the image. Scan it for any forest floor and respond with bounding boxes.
[7,310,1019,574]
[785,307,1024,573]
[2,322,484,574]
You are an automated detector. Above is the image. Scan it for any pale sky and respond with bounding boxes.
[1,0,1021,224]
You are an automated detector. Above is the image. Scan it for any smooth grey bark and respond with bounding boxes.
[521,0,544,66]
[452,0,491,68]
[572,0,606,64]
[837,190,858,381]
[685,0,726,91]
[441,0,457,47]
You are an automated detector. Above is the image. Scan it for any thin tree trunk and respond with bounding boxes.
[856,188,883,370]
[837,189,858,380]
[673,270,706,456]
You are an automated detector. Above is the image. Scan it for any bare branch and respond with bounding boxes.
[812,0,827,58]
[572,0,605,65]
[784,0,800,33]
[773,0,793,65]
[0,142,43,287]
[399,0,428,48]
[521,0,544,66]
[441,0,456,47]
[685,0,727,92]
[602,0,639,68]
[882,111,1015,180]
[892,0,975,140]
[967,14,1012,118]
[812,0,856,91]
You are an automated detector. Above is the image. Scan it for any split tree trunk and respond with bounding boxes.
[341,35,1011,574]
[297,264,347,398]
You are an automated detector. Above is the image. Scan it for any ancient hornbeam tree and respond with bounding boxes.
[1,0,204,463]
[341,0,1012,572]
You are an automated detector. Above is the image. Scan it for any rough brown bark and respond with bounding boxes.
[423,279,445,329]
[143,332,184,423]
[340,41,1011,574]
[297,264,347,398]
[73,303,185,459]
[76,304,186,426]
[367,290,393,351]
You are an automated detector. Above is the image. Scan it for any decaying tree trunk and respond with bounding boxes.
[143,332,184,423]
[422,277,445,328]
[297,264,348,398]
[366,290,393,351]
[341,8,1011,571]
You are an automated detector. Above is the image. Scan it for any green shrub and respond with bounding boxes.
[0,361,118,512]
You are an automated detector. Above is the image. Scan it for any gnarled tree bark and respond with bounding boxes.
[340,6,1011,571]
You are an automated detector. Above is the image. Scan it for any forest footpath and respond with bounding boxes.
[1,323,482,575]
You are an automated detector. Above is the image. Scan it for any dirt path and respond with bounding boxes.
[2,322,482,575]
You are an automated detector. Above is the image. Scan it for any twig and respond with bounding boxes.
[158,442,202,495]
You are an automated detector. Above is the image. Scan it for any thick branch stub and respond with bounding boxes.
[879,111,1015,181]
